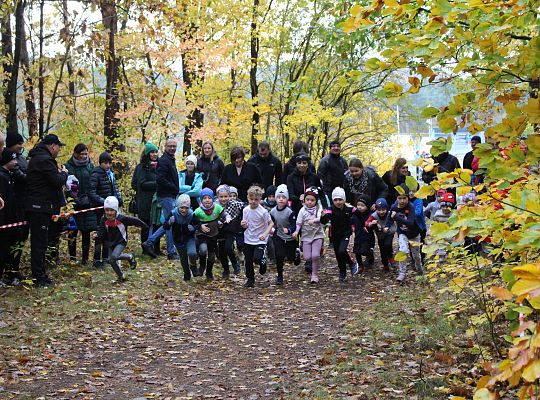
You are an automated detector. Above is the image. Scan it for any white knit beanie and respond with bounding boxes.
[332,187,346,201]
[104,196,119,213]
[176,194,191,208]
[275,184,289,200]
[185,154,198,165]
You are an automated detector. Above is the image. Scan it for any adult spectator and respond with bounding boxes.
[286,152,326,214]
[179,154,203,209]
[6,133,27,180]
[422,139,461,184]
[248,141,283,189]
[25,134,68,287]
[132,142,160,254]
[197,141,224,192]
[382,157,410,205]
[344,158,388,208]
[66,143,97,265]
[221,146,262,201]
[89,151,122,267]
[463,135,481,170]
[143,138,179,259]
[283,140,316,177]
[317,140,348,200]
[0,148,24,285]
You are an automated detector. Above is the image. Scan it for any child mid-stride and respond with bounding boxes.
[365,198,396,272]
[241,185,274,288]
[389,184,423,284]
[95,196,147,282]
[293,187,325,284]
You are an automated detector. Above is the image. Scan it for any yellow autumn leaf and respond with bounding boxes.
[384,0,400,6]
[350,4,362,16]
[415,185,435,199]
[438,116,457,133]
[488,286,513,301]
[394,251,407,262]
[523,98,540,124]
[383,82,403,96]
[513,264,540,280]
[522,359,540,382]
[473,388,495,400]
[511,279,540,296]
[457,186,472,196]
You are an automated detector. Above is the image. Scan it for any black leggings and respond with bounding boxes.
[332,235,352,275]
[377,234,394,267]
[243,243,266,280]
[218,231,239,273]
[68,230,91,262]
[273,236,296,276]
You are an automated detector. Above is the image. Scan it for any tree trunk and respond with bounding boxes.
[1,0,19,137]
[38,0,44,137]
[20,1,37,137]
[100,0,120,151]
[62,0,75,99]
[249,0,260,155]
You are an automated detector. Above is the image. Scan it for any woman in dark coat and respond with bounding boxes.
[381,157,410,205]
[221,146,262,201]
[197,141,225,192]
[286,152,327,214]
[65,143,97,265]
[344,158,388,208]
[131,142,160,252]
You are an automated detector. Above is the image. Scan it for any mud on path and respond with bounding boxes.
[2,258,392,400]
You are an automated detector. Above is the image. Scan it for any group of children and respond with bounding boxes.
[96,174,458,286]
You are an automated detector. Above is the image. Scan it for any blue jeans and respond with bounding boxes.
[146,196,177,255]
[175,238,197,270]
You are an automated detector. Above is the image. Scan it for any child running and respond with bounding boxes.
[365,198,396,272]
[269,184,300,285]
[216,185,244,277]
[95,196,147,282]
[390,184,423,283]
[241,186,274,287]
[292,187,325,284]
[320,187,355,282]
[163,194,199,281]
[351,194,375,273]
[194,188,226,280]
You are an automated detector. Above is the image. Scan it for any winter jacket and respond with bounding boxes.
[283,155,316,178]
[365,210,396,240]
[269,205,296,241]
[197,154,224,192]
[317,153,348,196]
[286,169,326,214]
[320,204,354,238]
[219,199,244,234]
[351,208,375,255]
[296,205,325,242]
[410,197,427,232]
[390,202,420,239]
[0,168,17,225]
[194,203,225,238]
[424,200,441,220]
[156,152,179,198]
[344,169,388,206]
[422,152,461,184]
[66,157,98,231]
[178,170,203,209]
[24,143,68,214]
[131,162,157,221]
[381,170,409,206]
[248,152,283,189]
[463,150,474,171]
[96,214,147,248]
[164,208,199,245]
[89,166,122,207]
[221,161,262,201]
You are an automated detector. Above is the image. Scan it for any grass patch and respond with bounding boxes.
[293,284,476,399]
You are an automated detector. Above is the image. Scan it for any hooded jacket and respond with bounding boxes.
[248,152,283,189]
[197,154,224,192]
[24,143,67,214]
[89,166,122,207]
[0,168,17,224]
[317,153,348,195]
[96,213,147,247]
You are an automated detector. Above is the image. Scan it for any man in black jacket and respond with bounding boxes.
[25,134,68,287]
[463,135,481,170]
[317,140,348,202]
[248,141,283,189]
[143,138,179,259]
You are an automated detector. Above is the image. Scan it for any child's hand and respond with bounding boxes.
[282,227,289,234]
[299,194,305,202]
[383,227,389,233]
[369,220,377,226]
[292,231,298,240]
[201,223,210,233]
[92,232,97,239]
[259,234,267,241]
[307,218,317,226]
[391,211,396,218]
[188,224,195,232]
[241,220,248,228]
[225,216,232,224]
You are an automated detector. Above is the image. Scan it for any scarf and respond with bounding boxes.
[200,202,215,215]
[72,157,89,167]
[346,170,368,198]
[304,204,319,218]
[105,218,121,228]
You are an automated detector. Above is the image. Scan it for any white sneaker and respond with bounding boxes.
[350,262,359,275]
[396,272,406,283]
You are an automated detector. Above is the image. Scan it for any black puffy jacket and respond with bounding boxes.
[89,166,122,207]
[248,152,283,189]
[317,153,348,196]
[24,143,67,214]
[0,168,17,224]
[197,154,224,192]
[156,153,179,197]
[286,169,327,213]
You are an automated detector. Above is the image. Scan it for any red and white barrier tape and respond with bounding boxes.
[0,206,104,229]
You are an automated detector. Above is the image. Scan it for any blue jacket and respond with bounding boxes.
[410,197,427,232]
[164,207,200,244]
[178,170,203,202]
[390,202,421,239]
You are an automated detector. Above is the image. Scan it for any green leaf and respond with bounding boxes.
[421,106,439,118]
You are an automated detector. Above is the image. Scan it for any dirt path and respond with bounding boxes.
[3,259,391,399]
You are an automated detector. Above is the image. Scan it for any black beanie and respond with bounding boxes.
[355,194,372,208]
[99,151,113,164]
[265,185,277,198]
[1,148,17,165]
[6,133,24,148]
